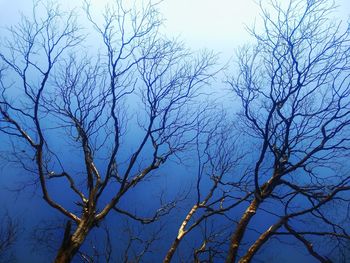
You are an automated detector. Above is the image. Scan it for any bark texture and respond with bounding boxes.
[225,198,260,263]
[163,204,198,263]
[54,216,95,263]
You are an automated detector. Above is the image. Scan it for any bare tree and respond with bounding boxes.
[163,111,248,263]
[0,0,217,262]
[117,219,165,263]
[2,0,349,262]
[225,0,350,262]
[193,220,232,263]
[0,213,19,262]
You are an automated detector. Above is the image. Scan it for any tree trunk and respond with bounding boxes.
[225,198,260,263]
[163,237,181,263]
[55,242,81,263]
[54,217,95,263]
[238,219,285,263]
[163,204,198,263]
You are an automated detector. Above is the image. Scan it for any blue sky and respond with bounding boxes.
[0,0,350,262]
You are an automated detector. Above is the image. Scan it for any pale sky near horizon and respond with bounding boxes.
[1,0,349,57]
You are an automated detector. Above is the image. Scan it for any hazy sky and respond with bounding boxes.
[1,0,349,57]
[160,0,350,54]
